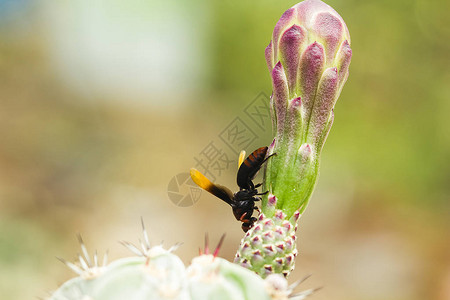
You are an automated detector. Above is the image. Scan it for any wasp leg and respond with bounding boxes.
[239,212,249,222]
[261,152,277,164]
[256,190,269,196]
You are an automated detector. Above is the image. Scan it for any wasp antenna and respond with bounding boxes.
[204,233,210,255]
[213,234,226,258]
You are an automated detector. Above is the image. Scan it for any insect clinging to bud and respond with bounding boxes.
[190,146,275,232]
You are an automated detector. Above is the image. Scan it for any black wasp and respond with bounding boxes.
[190,146,275,232]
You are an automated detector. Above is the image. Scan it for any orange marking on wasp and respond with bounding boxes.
[190,147,275,232]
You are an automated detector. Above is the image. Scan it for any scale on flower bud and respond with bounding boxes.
[190,147,275,232]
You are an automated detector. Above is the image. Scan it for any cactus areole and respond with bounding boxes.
[236,0,352,278]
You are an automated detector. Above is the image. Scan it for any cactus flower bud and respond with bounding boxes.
[264,0,351,218]
[237,0,351,277]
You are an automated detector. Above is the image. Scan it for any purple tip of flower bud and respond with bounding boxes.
[253,224,263,232]
[272,62,289,137]
[264,265,273,272]
[299,42,325,119]
[274,210,287,221]
[291,96,302,108]
[336,39,352,85]
[263,232,274,242]
[263,219,274,228]
[279,24,306,90]
[275,258,284,266]
[263,245,276,256]
[275,228,284,236]
[276,243,285,251]
[268,194,277,207]
[252,253,264,265]
[269,138,276,149]
[313,12,344,63]
[286,96,303,146]
[285,239,293,249]
[298,144,313,164]
[251,236,262,246]
[265,41,274,72]
[309,67,338,142]
[282,221,292,231]
[273,7,297,60]
[240,260,252,269]
[286,254,294,264]
[317,110,335,152]
[295,0,330,21]
[293,210,301,222]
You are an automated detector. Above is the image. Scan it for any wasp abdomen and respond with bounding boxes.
[236,147,268,190]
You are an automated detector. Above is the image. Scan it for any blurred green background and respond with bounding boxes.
[0,0,449,299]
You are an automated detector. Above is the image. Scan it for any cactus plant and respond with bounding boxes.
[235,0,351,278]
[50,223,315,300]
[49,0,351,298]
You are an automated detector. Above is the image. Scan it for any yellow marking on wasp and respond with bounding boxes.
[238,150,246,168]
[190,168,214,191]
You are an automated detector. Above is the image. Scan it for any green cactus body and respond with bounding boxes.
[50,234,313,300]
[236,0,351,277]
[187,255,272,300]
[51,249,188,300]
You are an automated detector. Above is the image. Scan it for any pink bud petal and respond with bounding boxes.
[316,110,334,152]
[299,42,325,123]
[312,12,344,64]
[308,67,338,143]
[335,40,352,86]
[298,144,313,164]
[287,97,303,149]
[272,7,297,61]
[272,62,289,138]
[265,41,274,72]
[279,24,307,91]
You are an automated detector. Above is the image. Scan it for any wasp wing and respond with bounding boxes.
[238,150,246,168]
[190,168,234,205]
